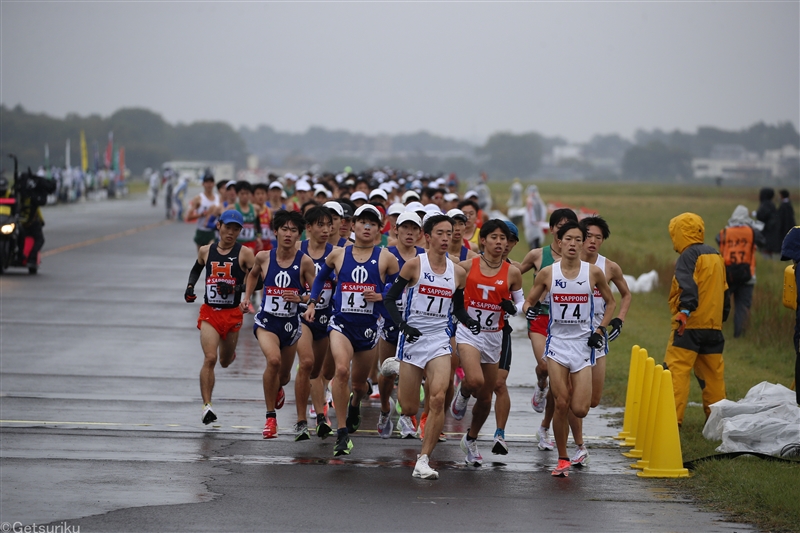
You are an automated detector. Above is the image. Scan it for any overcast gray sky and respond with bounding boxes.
[2,1,798,143]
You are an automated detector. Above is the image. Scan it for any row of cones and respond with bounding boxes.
[615,345,689,478]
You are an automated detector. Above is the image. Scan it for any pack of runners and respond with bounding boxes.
[184,170,630,480]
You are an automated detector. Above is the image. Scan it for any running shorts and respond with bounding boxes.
[544,336,595,373]
[396,332,451,369]
[528,314,549,336]
[194,229,215,247]
[456,324,503,365]
[253,310,302,348]
[301,311,332,341]
[198,304,243,340]
[328,314,379,353]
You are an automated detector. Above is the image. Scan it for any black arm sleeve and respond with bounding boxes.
[384,276,410,326]
[187,260,204,288]
[452,288,472,324]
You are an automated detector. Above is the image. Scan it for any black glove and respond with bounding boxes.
[466,318,481,335]
[184,285,196,303]
[500,299,517,315]
[588,332,604,349]
[607,318,623,342]
[217,282,233,298]
[400,322,423,343]
[525,302,543,321]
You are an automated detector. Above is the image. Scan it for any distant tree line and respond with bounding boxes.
[2,104,797,182]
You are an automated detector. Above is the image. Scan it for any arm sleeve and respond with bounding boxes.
[384,276,410,325]
[452,288,472,324]
[512,288,525,314]
[309,262,334,301]
[254,216,262,238]
[187,260,204,288]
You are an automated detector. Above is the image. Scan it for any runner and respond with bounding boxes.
[303,204,400,456]
[185,172,221,249]
[523,220,615,477]
[457,199,481,251]
[491,220,523,455]
[446,208,478,261]
[228,181,263,254]
[565,216,632,466]
[184,210,256,425]
[517,208,579,451]
[296,205,337,440]
[242,210,316,439]
[384,214,473,479]
[451,220,524,466]
[323,201,351,248]
[376,211,425,439]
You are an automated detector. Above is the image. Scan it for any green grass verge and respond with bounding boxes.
[494,180,799,532]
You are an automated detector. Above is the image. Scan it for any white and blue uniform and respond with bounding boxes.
[254,249,304,347]
[590,254,609,359]
[380,245,425,345]
[329,247,385,352]
[396,253,455,369]
[300,241,335,341]
[544,261,596,372]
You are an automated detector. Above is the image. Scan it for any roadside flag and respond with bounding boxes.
[118,147,125,182]
[66,138,71,169]
[80,130,88,172]
[104,131,113,169]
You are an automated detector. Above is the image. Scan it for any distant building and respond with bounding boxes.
[692,144,798,180]
[161,161,235,183]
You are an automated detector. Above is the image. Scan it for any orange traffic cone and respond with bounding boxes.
[622,348,648,447]
[623,356,654,459]
[615,345,641,440]
[638,369,689,478]
[633,365,663,470]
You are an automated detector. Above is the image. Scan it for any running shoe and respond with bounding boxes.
[333,432,353,457]
[326,388,334,408]
[412,454,439,480]
[377,411,394,439]
[262,417,278,439]
[202,403,217,425]
[531,379,548,413]
[454,366,465,387]
[492,432,509,456]
[417,412,428,439]
[450,384,469,420]
[552,458,571,477]
[369,381,381,399]
[308,405,316,419]
[275,386,285,410]
[537,426,555,451]
[571,445,590,467]
[294,421,310,442]
[316,414,333,440]
[460,433,483,466]
[398,415,417,439]
[346,392,361,434]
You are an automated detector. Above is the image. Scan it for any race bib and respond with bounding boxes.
[206,277,236,306]
[239,223,255,241]
[263,286,300,317]
[409,284,452,319]
[340,282,376,314]
[317,281,334,310]
[467,301,501,332]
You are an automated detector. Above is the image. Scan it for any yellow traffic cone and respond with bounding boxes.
[615,345,641,440]
[638,369,689,478]
[623,356,654,458]
[622,348,648,447]
[632,365,663,470]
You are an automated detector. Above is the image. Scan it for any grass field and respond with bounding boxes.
[491,181,799,532]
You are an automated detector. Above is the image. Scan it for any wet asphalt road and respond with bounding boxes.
[0,191,751,532]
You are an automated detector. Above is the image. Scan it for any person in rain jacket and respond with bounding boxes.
[664,212,730,427]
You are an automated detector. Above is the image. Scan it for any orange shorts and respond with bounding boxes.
[527,314,549,336]
[198,303,243,340]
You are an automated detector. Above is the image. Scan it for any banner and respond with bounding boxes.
[104,131,113,168]
[65,138,71,169]
[44,143,50,178]
[80,130,88,172]
[118,147,125,181]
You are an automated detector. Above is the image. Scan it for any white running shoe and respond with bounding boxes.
[412,454,439,480]
[537,426,554,451]
[380,357,400,377]
[460,433,483,466]
[398,415,417,439]
[377,411,394,439]
[450,384,469,420]
[308,405,316,419]
[571,445,590,466]
[531,379,548,413]
[202,403,217,425]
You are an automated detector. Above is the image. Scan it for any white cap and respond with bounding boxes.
[423,203,443,215]
[269,181,283,190]
[295,180,312,192]
[396,212,422,228]
[284,173,298,181]
[354,204,382,220]
[433,178,446,187]
[446,208,468,221]
[379,182,393,192]
[411,179,423,190]
[463,190,478,200]
[369,188,388,200]
[405,201,425,213]
[444,193,459,202]
[314,185,332,198]
[387,203,405,216]
[350,191,369,203]
[402,190,420,203]
[323,201,344,217]
[281,190,287,199]
[225,180,237,188]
